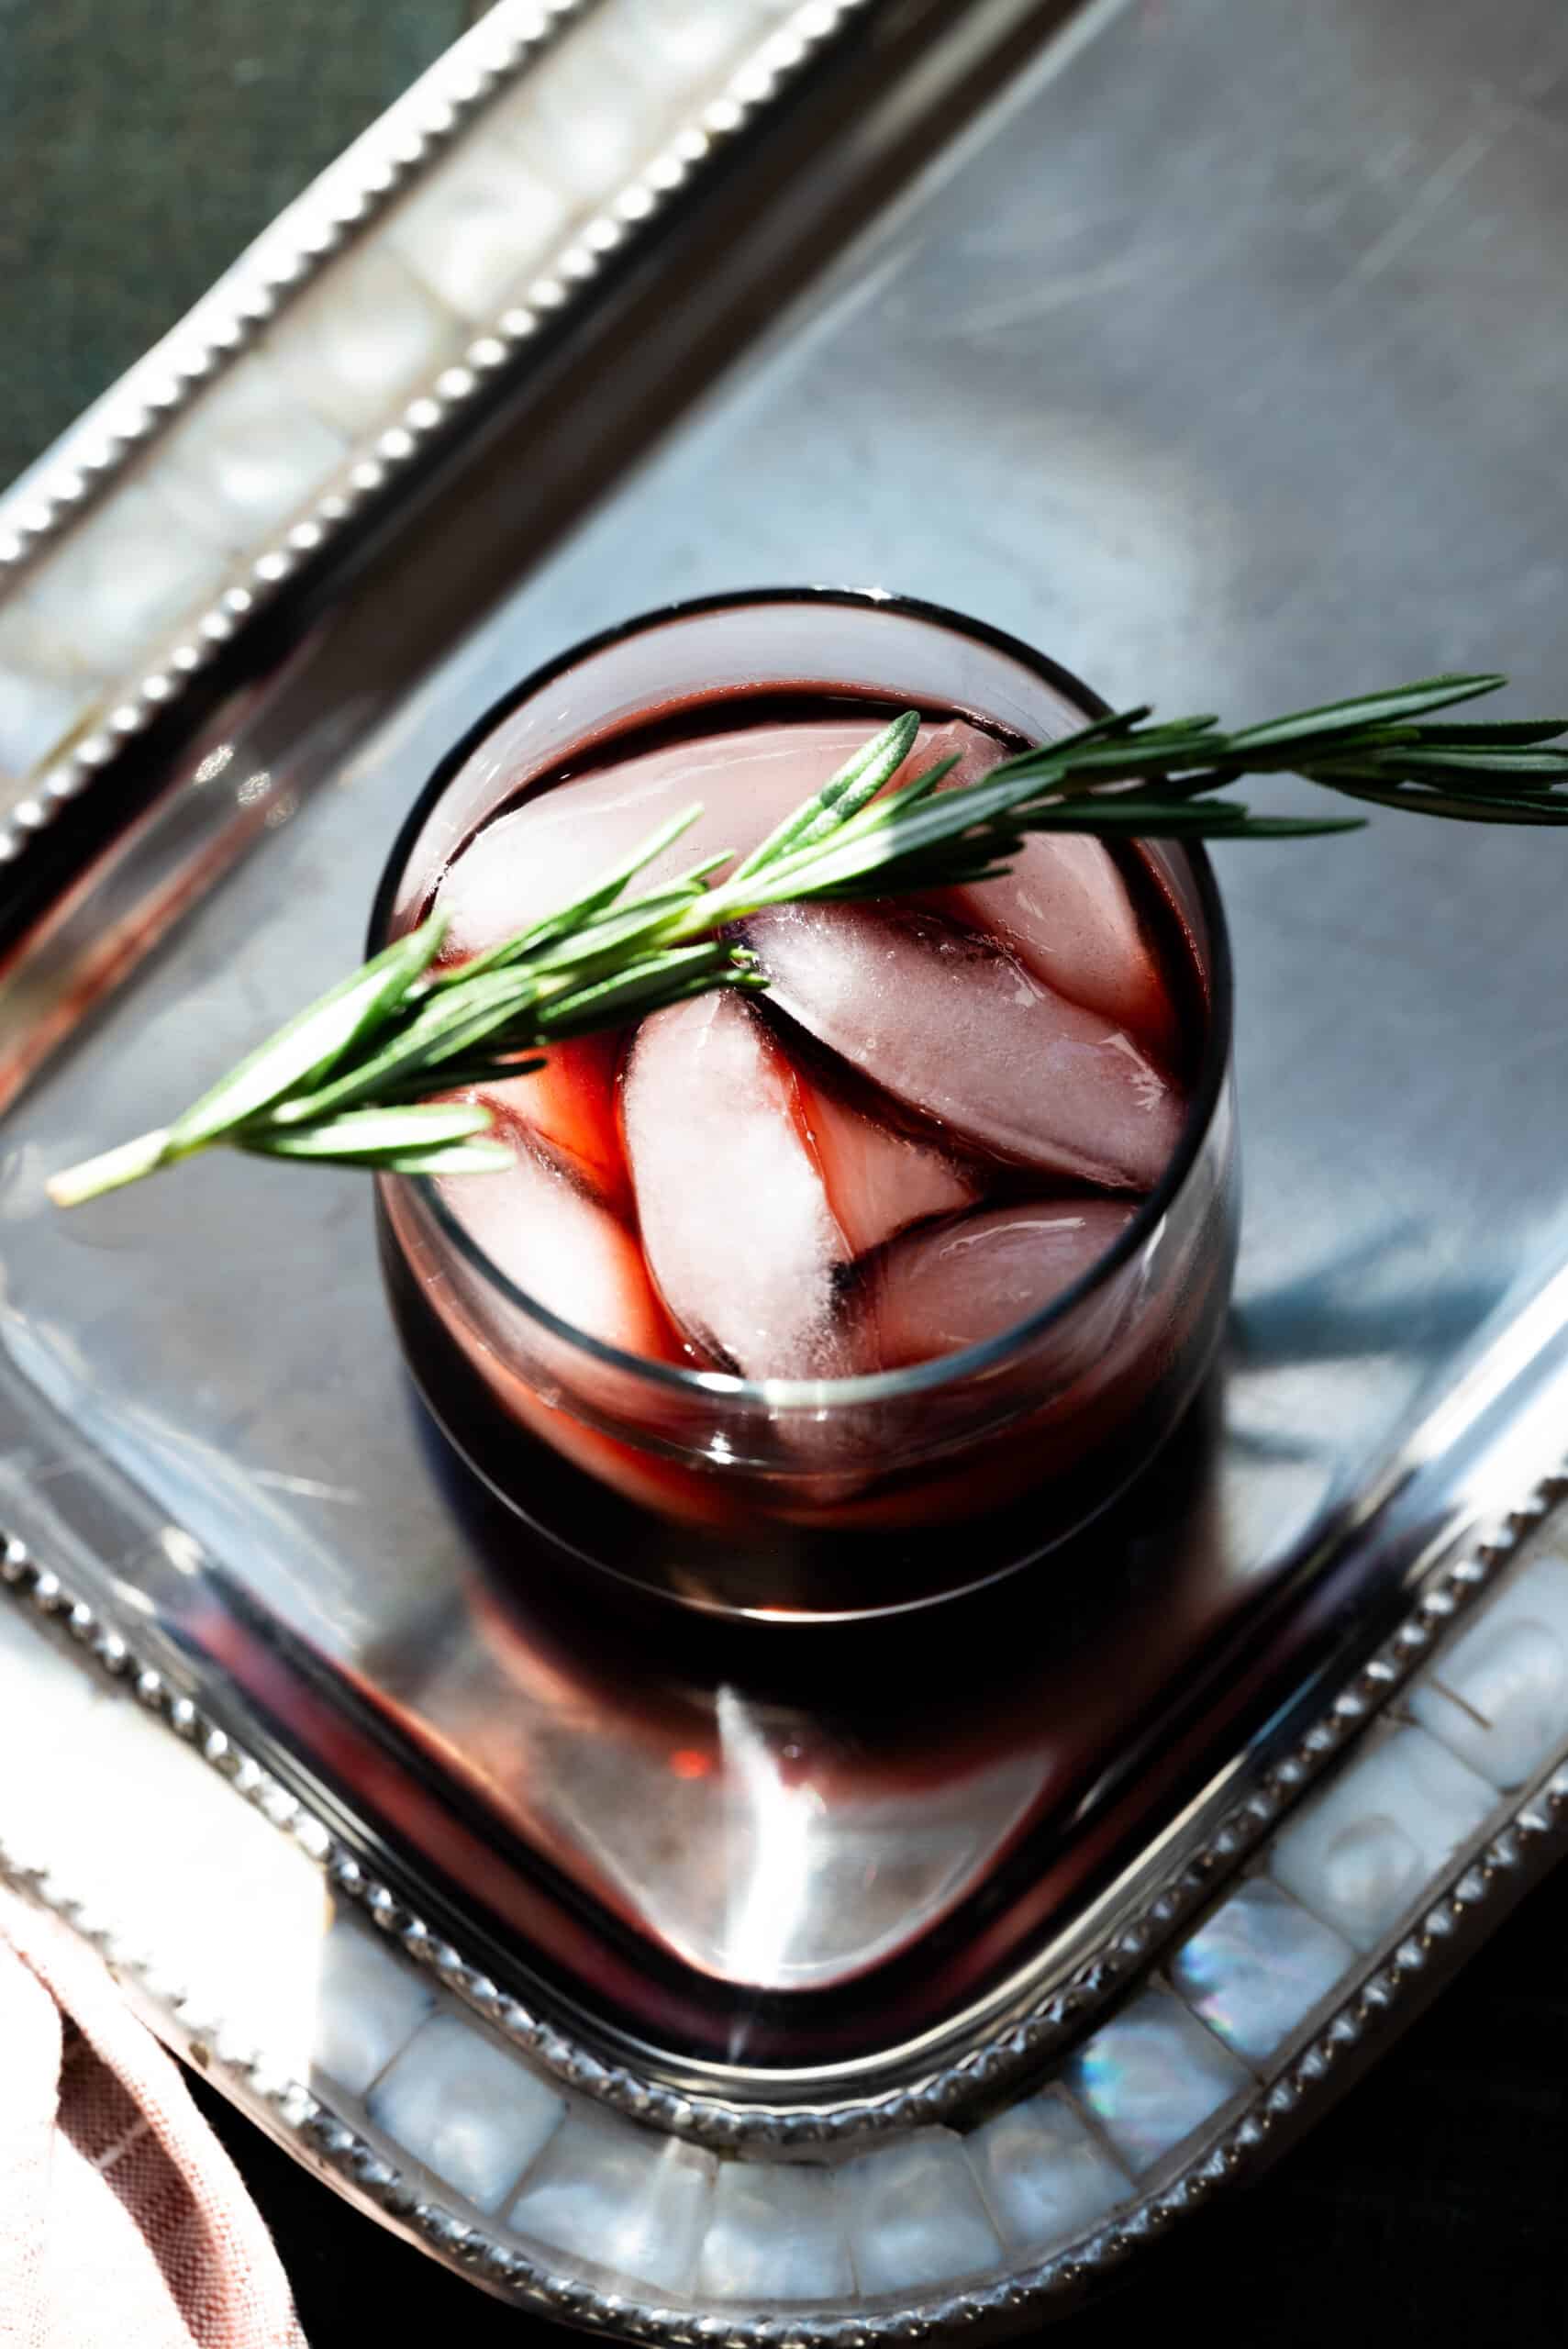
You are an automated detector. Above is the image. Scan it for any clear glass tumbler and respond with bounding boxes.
[372,589,1237,1619]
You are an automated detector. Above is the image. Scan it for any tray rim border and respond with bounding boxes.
[0,1352,1554,2150]
[4,1456,1566,2338]
[0,0,884,867]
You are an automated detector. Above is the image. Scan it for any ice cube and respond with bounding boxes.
[479,1035,629,1214]
[923,719,1178,1058]
[870,1199,1136,1366]
[915,716,1005,794]
[795,1063,976,1258]
[621,994,856,1378]
[435,721,882,959]
[748,903,1184,1190]
[439,1125,671,1360]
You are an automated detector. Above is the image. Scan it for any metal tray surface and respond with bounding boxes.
[3,0,1568,2196]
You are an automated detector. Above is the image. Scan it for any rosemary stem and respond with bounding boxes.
[40,672,1568,1211]
[46,1127,183,1208]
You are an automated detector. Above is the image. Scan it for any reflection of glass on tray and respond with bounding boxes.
[329,1390,1262,2058]
[375,591,1238,1614]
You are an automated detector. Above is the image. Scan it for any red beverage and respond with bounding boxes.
[374,594,1236,1616]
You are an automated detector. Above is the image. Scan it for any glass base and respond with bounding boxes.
[382,1209,1236,1626]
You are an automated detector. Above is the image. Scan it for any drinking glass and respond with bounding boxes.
[372,588,1238,1618]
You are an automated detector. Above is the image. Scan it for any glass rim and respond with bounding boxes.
[369,584,1234,1411]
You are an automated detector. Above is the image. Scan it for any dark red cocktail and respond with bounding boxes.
[373,592,1236,1616]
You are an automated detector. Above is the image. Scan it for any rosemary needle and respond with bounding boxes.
[47,673,1568,1208]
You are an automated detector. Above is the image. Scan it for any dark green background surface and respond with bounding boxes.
[0,0,471,488]
[6,6,1568,2341]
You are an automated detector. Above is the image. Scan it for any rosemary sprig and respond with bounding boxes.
[47,672,1568,1208]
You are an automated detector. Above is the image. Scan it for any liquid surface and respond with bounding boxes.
[429,707,1194,1380]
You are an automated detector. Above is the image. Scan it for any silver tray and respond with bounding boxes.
[5,0,1568,2331]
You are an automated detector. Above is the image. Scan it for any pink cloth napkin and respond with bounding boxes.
[0,1885,306,2348]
